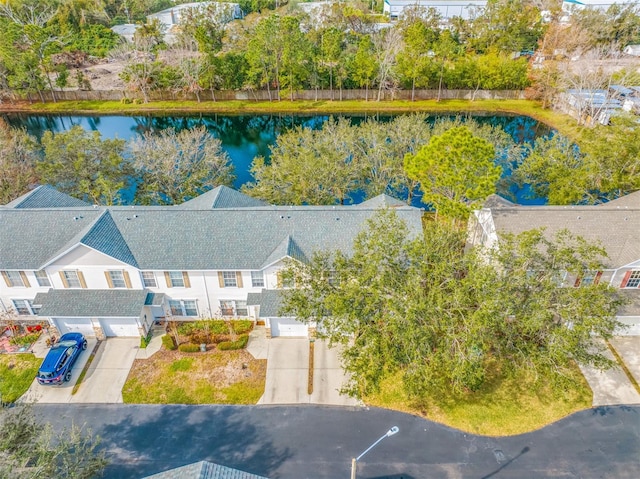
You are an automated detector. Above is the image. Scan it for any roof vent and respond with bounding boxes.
[577,216,581,219]
[280,215,285,219]
[93,204,98,209]
[133,214,139,218]
[73,216,83,221]
[336,217,340,220]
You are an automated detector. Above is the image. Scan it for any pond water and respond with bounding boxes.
[2,112,552,205]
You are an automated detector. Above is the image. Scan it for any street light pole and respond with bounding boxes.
[350,426,399,479]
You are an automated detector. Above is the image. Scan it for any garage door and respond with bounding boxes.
[100,318,140,337]
[55,318,95,337]
[271,318,308,337]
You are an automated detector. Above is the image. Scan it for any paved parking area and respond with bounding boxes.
[20,337,98,404]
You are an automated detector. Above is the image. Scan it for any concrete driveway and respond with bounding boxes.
[20,337,98,404]
[259,337,360,406]
[610,336,640,389]
[578,338,640,406]
[71,338,139,403]
[20,338,139,404]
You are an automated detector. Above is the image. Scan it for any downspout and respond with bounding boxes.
[203,271,213,318]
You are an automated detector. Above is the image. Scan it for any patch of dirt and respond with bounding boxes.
[125,346,267,404]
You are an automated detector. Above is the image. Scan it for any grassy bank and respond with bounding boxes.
[3,99,582,139]
[364,362,592,436]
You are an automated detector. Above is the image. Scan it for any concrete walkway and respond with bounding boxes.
[578,338,640,406]
[246,326,268,360]
[136,325,165,360]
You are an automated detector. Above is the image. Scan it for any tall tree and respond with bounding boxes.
[282,209,624,397]
[349,34,377,101]
[130,126,235,205]
[372,27,402,101]
[0,121,40,204]
[37,125,129,205]
[396,19,438,100]
[404,126,499,219]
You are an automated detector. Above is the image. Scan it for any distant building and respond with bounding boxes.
[110,23,139,43]
[146,2,243,43]
[383,0,488,21]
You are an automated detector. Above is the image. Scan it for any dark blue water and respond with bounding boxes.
[2,113,552,205]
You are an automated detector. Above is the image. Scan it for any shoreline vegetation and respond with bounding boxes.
[0,99,583,139]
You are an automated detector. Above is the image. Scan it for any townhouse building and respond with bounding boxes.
[468,192,640,335]
[0,185,423,339]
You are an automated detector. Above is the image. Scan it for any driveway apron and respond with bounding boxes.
[609,337,640,388]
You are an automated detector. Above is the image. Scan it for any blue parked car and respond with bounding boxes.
[36,333,88,385]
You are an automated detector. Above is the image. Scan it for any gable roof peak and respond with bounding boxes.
[4,185,90,209]
[179,185,269,209]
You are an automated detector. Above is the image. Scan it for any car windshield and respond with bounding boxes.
[53,340,77,348]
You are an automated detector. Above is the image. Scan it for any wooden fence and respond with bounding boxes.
[21,88,526,103]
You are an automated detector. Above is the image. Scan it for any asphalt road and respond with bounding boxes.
[33,404,640,479]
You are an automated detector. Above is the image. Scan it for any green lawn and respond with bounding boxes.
[10,99,583,139]
[364,362,592,436]
[122,348,266,404]
[0,354,40,403]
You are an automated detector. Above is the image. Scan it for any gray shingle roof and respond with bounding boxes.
[0,189,424,271]
[81,211,139,268]
[4,185,90,208]
[248,289,284,317]
[0,209,104,269]
[488,200,640,267]
[179,186,268,209]
[34,289,148,317]
[357,194,407,208]
[143,461,269,479]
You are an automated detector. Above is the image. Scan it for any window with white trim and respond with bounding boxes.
[34,270,51,287]
[251,271,264,288]
[12,299,39,315]
[223,271,237,287]
[2,271,25,287]
[168,300,197,317]
[624,270,640,288]
[141,271,157,288]
[108,270,126,288]
[219,300,248,317]
[168,271,185,288]
[576,271,602,287]
[62,270,81,288]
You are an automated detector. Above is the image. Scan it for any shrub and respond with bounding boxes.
[177,322,197,335]
[162,334,176,351]
[120,97,132,104]
[232,320,253,335]
[208,320,228,334]
[178,343,201,353]
[218,334,249,351]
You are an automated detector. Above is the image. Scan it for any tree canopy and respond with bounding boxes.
[0,404,108,479]
[404,126,500,219]
[282,209,625,397]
